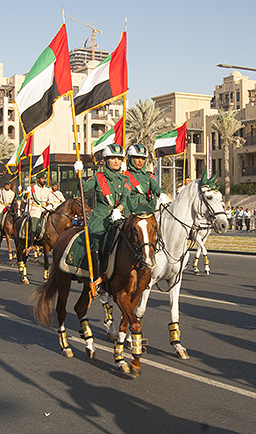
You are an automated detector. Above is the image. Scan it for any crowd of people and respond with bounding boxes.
[225,205,256,231]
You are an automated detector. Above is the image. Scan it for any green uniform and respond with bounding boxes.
[125,158,163,210]
[80,165,131,251]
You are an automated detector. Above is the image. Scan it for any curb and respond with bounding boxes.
[189,248,256,256]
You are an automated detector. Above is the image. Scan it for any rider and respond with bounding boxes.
[0,180,15,232]
[78,143,131,280]
[50,182,65,209]
[27,172,53,248]
[125,144,168,209]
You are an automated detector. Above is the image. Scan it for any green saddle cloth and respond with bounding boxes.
[59,225,122,279]
[19,213,48,241]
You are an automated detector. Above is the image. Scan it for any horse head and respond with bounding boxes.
[71,197,92,220]
[199,170,228,234]
[127,203,159,270]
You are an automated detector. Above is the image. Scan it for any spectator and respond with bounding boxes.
[244,208,251,232]
[234,206,239,230]
[231,206,235,230]
[226,206,232,230]
[237,206,244,230]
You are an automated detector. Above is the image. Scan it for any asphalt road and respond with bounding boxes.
[0,245,255,434]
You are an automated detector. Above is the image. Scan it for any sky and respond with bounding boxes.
[1,0,256,108]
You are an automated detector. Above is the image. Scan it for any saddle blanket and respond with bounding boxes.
[59,226,121,279]
[19,213,48,241]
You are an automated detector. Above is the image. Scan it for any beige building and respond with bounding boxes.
[0,62,124,196]
[153,72,256,187]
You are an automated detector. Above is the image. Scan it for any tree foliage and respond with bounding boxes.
[126,99,173,169]
[211,106,244,205]
[0,134,15,164]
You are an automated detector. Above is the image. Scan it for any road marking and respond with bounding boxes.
[1,312,256,400]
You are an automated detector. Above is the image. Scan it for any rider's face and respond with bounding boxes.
[108,156,122,171]
[133,157,146,170]
[38,177,46,186]
[4,184,11,190]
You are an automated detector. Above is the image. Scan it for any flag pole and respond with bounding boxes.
[183,149,186,185]
[70,93,95,297]
[25,153,32,255]
[122,94,126,151]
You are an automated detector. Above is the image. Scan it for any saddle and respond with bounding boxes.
[59,222,124,280]
[19,212,49,241]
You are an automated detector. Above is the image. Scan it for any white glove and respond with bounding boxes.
[26,186,31,193]
[121,161,127,172]
[74,160,84,173]
[111,208,122,222]
[18,185,22,192]
[46,204,53,211]
[159,193,169,205]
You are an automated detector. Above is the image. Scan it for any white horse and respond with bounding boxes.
[129,174,228,359]
[190,216,212,275]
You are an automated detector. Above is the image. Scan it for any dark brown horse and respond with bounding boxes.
[0,198,22,265]
[13,197,91,284]
[33,207,159,377]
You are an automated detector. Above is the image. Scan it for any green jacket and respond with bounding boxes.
[125,158,162,210]
[80,167,131,250]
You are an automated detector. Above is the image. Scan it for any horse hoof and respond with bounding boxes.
[205,270,210,275]
[86,348,95,359]
[194,270,200,276]
[107,332,117,342]
[62,347,74,358]
[117,361,130,374]
[176,349,189,359]
[129,364,141,378]
[10,262,14,267]
[22,277,30,284]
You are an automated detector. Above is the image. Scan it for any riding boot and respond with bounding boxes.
[29,230,35,249]
[91,250,106,294]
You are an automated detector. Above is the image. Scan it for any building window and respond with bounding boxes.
[109,109,113,116]
[73,86,79,97]
[212,159,216,174]
[72,125,80,132]
[236,91,240,102]
[115,110,119,117]
[218,133,221,150]
[73,143,80,150]
[218,158,222,177]
[211,132,216,150]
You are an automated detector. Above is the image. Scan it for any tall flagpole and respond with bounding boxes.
[122,94,126,151]
[62,7,95,297]
[25,153,32,255]
[183,149,186,185]
[70,93,95,296]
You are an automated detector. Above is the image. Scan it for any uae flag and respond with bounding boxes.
[92,117,123,157]
[154,122,187,158]
[33,145,50,171]
[6,134,33,172]
[13,25,72,136]
[75,32,127,116]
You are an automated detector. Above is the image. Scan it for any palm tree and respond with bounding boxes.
[126,99,173,170]
[0,134,15,164]
[212,106,244,206]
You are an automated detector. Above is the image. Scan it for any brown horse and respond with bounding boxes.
[13,197,91,284]
[33,206,159,377]
[0,198,22,265]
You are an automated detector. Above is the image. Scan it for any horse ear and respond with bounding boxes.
[210,171,219,183]
[201,170,208,186]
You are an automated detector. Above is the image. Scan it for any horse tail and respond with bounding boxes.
[31,267,58,327]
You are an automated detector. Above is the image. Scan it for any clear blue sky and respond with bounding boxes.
[1,0,256,108]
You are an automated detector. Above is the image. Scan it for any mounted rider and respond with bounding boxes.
[27,171,53,248]
[78,143,131,280]
[125,144,168,209]
[50,182,65,209]
[0,180,15,232]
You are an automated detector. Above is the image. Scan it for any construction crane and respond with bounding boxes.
[62,11,102,60]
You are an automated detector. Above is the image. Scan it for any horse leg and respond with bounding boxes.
[43,244,50,281]
[201,244,210,274]
[114,289,143,377]
[17,242,29,284]
[74,281,95,359]
[193,244,201,275]
[5,233,14,266]
[99,292,117,341]
[114,317,130,373]
[34,246,39,263]
[55,271,74,357]
[168,279,189,360]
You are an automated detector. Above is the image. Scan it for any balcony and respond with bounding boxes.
[91,114,108,120]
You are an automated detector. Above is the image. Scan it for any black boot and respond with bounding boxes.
[29,230,35,249]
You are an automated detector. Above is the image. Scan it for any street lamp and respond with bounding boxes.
[217,64,256,73]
